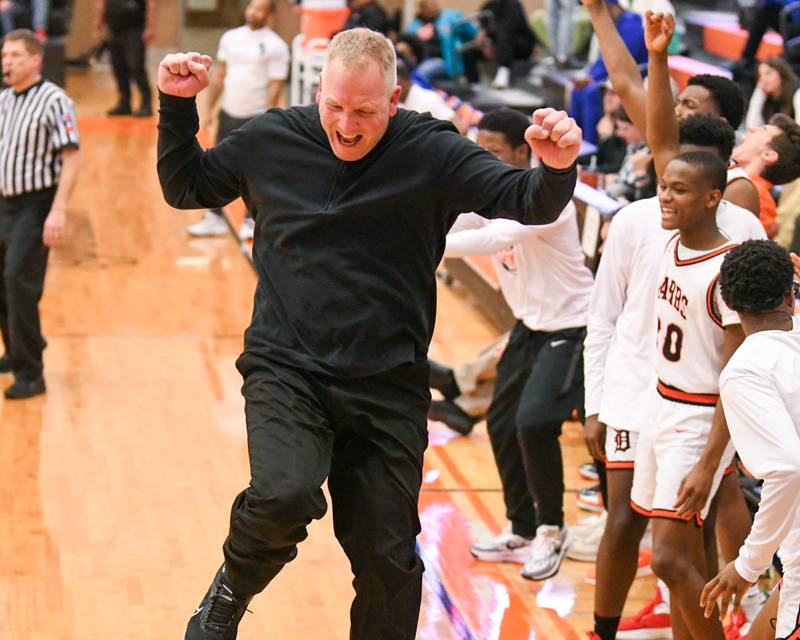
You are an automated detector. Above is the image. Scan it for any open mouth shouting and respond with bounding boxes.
[336,131,363,147]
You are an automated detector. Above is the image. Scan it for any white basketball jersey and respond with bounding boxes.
[654,234,739,405]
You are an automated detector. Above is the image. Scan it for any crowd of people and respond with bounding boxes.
[2,1,800,639]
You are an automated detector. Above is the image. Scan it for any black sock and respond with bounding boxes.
[594,614,621,640]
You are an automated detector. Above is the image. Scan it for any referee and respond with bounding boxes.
[0,29,80,399]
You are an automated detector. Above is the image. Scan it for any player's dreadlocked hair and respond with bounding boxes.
[720,240,795,313]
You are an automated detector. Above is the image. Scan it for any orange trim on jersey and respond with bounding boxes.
[674,241,737,267]
[630,499,703,526]
[707,274,725,328]
[723,463,735,477]
[657,380,719,407]
[606,461,635,470]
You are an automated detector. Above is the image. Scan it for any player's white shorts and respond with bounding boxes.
[605,427,639,469]
[777,568,800,639]
[630,394,734,524]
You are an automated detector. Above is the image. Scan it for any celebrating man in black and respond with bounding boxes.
[157,28,582,640]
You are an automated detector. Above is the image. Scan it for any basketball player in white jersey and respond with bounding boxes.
[584,115,765,640]
[627,150,744,640]
[701,240,800,640]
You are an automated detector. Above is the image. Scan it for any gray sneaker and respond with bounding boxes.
[470,526,533,564]
[521,525,571,580]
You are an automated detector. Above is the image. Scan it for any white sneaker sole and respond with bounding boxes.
[469,547,530,564]
[616,627,673,639]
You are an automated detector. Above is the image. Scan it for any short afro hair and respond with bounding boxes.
[720,240,795,313]
[669,150,727,193]
[686,75,746,130]
[478,107,530,150]
[763,113,800,185]
[678,114,736,164]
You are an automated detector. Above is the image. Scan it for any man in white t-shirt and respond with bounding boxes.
[187,0,290,239]
[701,240,800,640]
[448,108,594,581]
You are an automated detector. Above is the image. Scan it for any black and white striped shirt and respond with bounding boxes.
[0,79,80,198]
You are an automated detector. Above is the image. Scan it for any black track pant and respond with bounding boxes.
[486,321,585,537]
[0,188,55,381]
[107,28,151,108]
[222,353,430,640]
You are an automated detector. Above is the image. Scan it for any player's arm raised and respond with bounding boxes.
[158,52,213,98]
[644,12,679,180]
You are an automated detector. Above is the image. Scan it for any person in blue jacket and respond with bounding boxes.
[569,0,647,145]
[405,0,479,82]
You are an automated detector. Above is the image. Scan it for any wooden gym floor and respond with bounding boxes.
[0,66,655,639]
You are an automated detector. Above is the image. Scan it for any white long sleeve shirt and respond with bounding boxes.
[720,316,800,581]
[583,197,765,429]
[445,203,593,332]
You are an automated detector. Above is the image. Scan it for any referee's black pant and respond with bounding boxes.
[107,27,151,109]
[221,353,429,640]
[487,321,585,537]
[0,188,54,381]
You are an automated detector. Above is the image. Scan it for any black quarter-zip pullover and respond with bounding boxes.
[157,93,577,377]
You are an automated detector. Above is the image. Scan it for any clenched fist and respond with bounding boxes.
[158,52,213,98]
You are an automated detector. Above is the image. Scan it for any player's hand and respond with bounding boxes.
[43,206,66,248]
[157,52,212,98]
[527,108,582,170]
[673,462,715,519]
[583,414,607,461]
[790,252,800,280]
[644,11,675,55]
[700,561,752,620]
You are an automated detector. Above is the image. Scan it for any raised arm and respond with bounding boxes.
[157,52,244,210]
[644,12,680,180]
[443,108,581,225]
[581,0,647,136]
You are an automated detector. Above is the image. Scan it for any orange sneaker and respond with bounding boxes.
[616,584,672,639]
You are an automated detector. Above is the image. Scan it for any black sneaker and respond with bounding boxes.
[134,103,153,117]
[107,103,132,116]
[0,354,10,373]
[427,399,477,436]
[185,565,252,640]
[4,376,46,399]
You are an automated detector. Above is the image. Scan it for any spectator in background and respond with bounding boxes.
[579,84,627,173]
[568,0,646,144]
[94,0,156,117]
[604,107,653,201]
[397,54,466,132]
[0,0,47,39]
[395,33,434,88]
[745,56,800,128]
[462,0,536,89]
[548,0,575,67]
[187,0,289,239]
[732,113,800,238]
[732,0,799,81]
[342,0,390,35]
[405,0,478,83]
